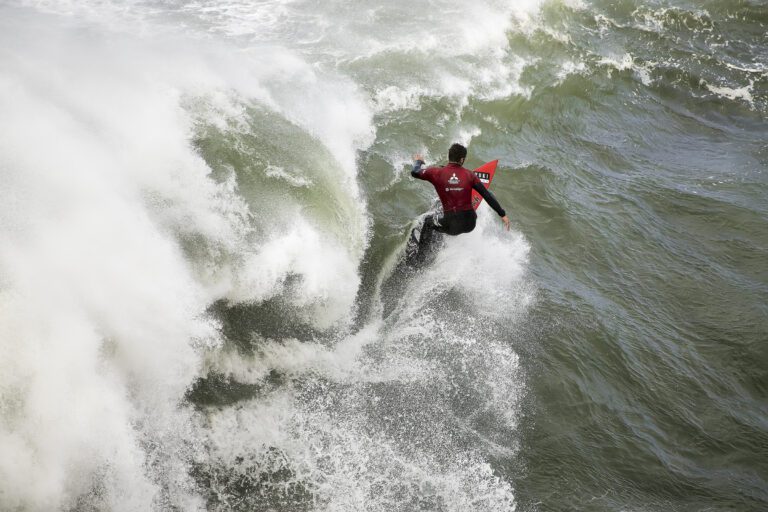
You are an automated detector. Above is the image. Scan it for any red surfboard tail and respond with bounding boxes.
[471,160,499,210]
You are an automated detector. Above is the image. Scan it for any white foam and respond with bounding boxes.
[230,220,362,328]
[0,78,215,509]
[598,53,635,71]
[373,85,425,113]
[597,53,656,86]
[20,0,548,118]
[705,81,755,106]
[0,2,536,509]
[190,213,532,511]
[0,6,374,509]
[631,6,713,35]
[723,62,768,74]
[562,0,587,10]
[400,211,534,323]
[199,333,520,511]
[203,320,434,386]
[452,126,483,147]
[557,60,587,81]
[264,164,313,188]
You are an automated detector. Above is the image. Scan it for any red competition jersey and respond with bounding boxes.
[416,162,481,213]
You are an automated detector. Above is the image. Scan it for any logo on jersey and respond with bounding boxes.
[448,173,460,185]
[475,171,490,184]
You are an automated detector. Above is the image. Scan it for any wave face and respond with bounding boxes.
[1,0,766,511]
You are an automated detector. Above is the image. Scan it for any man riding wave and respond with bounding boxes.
[411,143,510,245]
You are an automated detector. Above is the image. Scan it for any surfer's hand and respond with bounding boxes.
[501,215,510,231]
[412,153,424,162]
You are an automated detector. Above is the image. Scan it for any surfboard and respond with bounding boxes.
[405,160,500,267]
[471,159,499,210]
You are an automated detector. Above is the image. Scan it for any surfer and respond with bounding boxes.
[411,143,510,240]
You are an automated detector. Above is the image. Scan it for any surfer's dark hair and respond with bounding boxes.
[449,143,467,163]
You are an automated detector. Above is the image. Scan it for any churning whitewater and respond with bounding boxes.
[0,1,534,510]
[2,0,767,511]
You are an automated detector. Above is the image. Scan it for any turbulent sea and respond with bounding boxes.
[1,0,766,511]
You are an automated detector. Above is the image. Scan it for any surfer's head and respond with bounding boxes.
[448,143,467,165]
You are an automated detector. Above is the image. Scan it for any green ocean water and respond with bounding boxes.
[1,0,766,510]
[358,2,768,509]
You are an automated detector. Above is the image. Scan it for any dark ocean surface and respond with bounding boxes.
[0,0,765,510]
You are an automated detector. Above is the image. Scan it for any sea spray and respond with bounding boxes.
[0,6,374,509]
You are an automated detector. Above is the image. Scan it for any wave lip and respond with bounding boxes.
[0,4,378,509]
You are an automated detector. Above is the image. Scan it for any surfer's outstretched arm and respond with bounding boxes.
[472,182,505,217]
[411,157,427,180]
[472,182,511,230]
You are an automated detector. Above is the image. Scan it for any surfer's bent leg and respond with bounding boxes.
[419,214,440,248]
